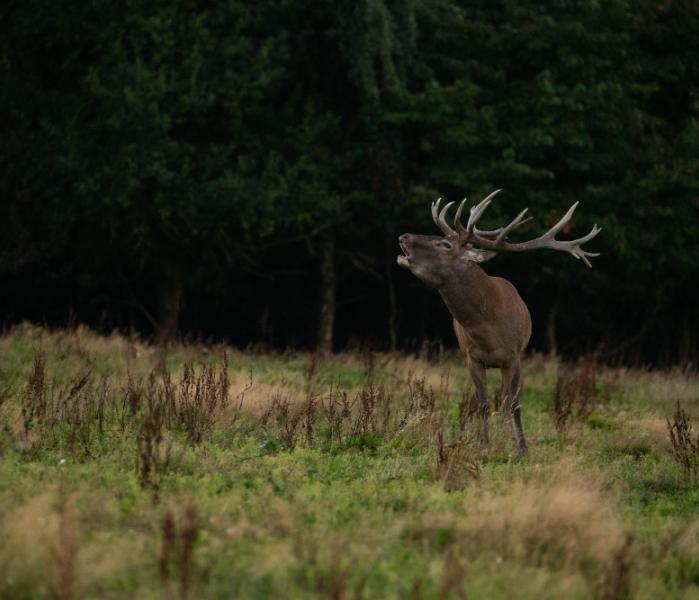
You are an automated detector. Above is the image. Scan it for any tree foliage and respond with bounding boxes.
[1,0,698,362]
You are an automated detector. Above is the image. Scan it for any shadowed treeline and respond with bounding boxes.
[1,1,698,364]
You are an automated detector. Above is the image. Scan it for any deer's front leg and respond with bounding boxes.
[501,362,527,452]
[468,361,489,445]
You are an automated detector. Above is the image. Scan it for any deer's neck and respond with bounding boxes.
[438,264,497,328]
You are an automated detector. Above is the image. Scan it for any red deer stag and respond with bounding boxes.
[397,191,601,451]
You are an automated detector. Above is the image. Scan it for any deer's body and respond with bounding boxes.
[445,265,531,450]
[398,191,600,452]
[441,266,531,367]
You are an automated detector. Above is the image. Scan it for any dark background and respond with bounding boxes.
[1,0,698,365]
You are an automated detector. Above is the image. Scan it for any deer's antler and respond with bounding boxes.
[446,191,602,267]
[454,190,533,240]
[431,198,457,237]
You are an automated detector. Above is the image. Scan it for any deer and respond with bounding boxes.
[397,190,601,452]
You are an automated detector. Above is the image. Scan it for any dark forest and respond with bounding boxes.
[2,0,698,364]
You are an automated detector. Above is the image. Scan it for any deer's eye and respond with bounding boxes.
[435,239,453,249]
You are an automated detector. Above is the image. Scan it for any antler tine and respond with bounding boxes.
[433,191,601,267]
[545,201,579,237]
[456,190,527,240]
[535,204,602,267]
[467,199,490,232]
[454,198,468,237]
[439,201,456,235]
[431,197,442,222]
[495,208,530,243]
[469,217,534,239]
[466,189,501,233]
[560,224,602,267]
[439,200,455,224]
[468,201,602,268]
[432,197,456,237]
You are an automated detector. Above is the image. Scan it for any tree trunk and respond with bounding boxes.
[679,313,693,369]
[386,257,397,352]
[154,256,183,345]
[317,231,335,356]
[546,298,559,359]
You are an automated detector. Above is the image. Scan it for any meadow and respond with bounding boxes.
[0,324,698,599]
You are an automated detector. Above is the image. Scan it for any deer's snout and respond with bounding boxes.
[398,233,413,254]
[397,234,412,268]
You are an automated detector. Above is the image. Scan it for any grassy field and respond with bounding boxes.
[1,324,698,599]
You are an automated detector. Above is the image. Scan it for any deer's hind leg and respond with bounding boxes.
[500,361,527,452]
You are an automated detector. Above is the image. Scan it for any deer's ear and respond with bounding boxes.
[463,248,497,263]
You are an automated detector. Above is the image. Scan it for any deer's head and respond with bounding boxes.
[397,232,491,288]
[397,190,601,289]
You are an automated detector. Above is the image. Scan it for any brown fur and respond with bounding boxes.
[399,194,599,450]
[398,232,529,450]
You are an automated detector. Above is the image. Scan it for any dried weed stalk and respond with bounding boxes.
[552,353,603,435]
[458,391,479,436]
[22,351,48,440]
[262,395,302,449]
[163,353,231,444]
[599,533,634,600]
[434,415,479,491]
[137,393,172,503]
[160,503,200,598]
[667,401,699,481]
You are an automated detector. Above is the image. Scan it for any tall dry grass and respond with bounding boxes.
[1,324,699,598]
[409,461,627,591]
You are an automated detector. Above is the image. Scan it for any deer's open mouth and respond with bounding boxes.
[397,240,411,267]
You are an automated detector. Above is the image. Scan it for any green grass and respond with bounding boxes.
[0,323,698,599]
